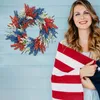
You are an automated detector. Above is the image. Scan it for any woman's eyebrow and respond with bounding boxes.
[74,10,88,14]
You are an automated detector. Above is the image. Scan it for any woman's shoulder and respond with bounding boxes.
[60,39,68,46]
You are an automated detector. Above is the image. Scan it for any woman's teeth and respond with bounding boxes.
[79,21,87,24]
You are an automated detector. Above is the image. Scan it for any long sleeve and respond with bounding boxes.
[51,40,84,100]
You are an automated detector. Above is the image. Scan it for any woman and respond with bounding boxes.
[51,0,100,100]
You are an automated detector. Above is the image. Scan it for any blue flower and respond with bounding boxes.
[48,28,57,38]
[13,29,25,35]
[14,10,19,18]
[6,35,18,43]
[34,8,44,20]
[40,29,49,39]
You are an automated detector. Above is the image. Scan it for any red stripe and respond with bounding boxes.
[51,75,81,83]
[52,91,84,100]
[57,43,95,65]
[54,59,74,72]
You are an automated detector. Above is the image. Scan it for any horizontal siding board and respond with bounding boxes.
[0,0,75,6]
[0,67,53,77]
[0,0,100,6]
[0,76,51,89]
[0,55,56,66]
[0,5,71,17]
[0,67,53,89]
[0,5,100,18]
[0,89,51,100]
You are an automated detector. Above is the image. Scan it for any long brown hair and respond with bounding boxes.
[65,0,100,60]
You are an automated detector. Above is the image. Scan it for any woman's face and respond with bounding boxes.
[73,4,92,30]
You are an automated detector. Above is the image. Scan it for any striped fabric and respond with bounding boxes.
[51,41,94,100]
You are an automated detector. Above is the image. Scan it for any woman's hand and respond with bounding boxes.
[80,60,97,78]
[81,77,95,89]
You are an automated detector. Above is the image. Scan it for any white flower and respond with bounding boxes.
[19,8,26,18]
[26,16,33,20]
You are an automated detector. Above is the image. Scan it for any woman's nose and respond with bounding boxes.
[80,14,85,19]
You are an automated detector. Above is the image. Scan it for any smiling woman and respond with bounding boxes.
[51,0,100,100]
[73,5,92,30]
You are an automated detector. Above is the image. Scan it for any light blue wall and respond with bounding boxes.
[0,0,100,100]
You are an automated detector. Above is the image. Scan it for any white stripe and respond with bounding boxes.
[52,83,83,92]
[52,67,80,76]
[56,51,84,69]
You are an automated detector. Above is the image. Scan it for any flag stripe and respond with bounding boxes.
[52,67,80,76]
[52,98,60,100]
[54,59,74,72]
[52,91,84,100]
[51,75,81,83]
[58,43,93,64]
[56,51,84,69]
[52,83,83,92]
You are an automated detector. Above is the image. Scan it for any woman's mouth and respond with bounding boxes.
[79,21,88,25]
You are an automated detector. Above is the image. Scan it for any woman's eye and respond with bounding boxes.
[84,12,89,14]
[75,13,80,16]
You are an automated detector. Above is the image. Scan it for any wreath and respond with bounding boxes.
[6,4,58,55]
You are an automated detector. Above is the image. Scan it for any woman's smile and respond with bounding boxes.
[79,20,88,25]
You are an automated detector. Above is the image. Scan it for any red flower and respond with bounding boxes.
[44,18,58,29]
[22,19,34,29]
[39,42,46,53]
[24,4,37,18]
[11,43,25,51]
[17,33,27,41]
[42,24,48,33]
[11,33,27,51]
[42,18,58,33]
[10,16,19,28]
[34,38,45,53]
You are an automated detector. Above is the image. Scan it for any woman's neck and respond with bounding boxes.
[78,28,91,52]
[78,28,91,43]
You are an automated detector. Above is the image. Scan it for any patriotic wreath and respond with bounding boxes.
[6,4,58,55]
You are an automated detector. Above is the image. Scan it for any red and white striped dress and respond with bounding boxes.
[51,40,94,100]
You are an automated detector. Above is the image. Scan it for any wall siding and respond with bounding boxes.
[0,0,100,100]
